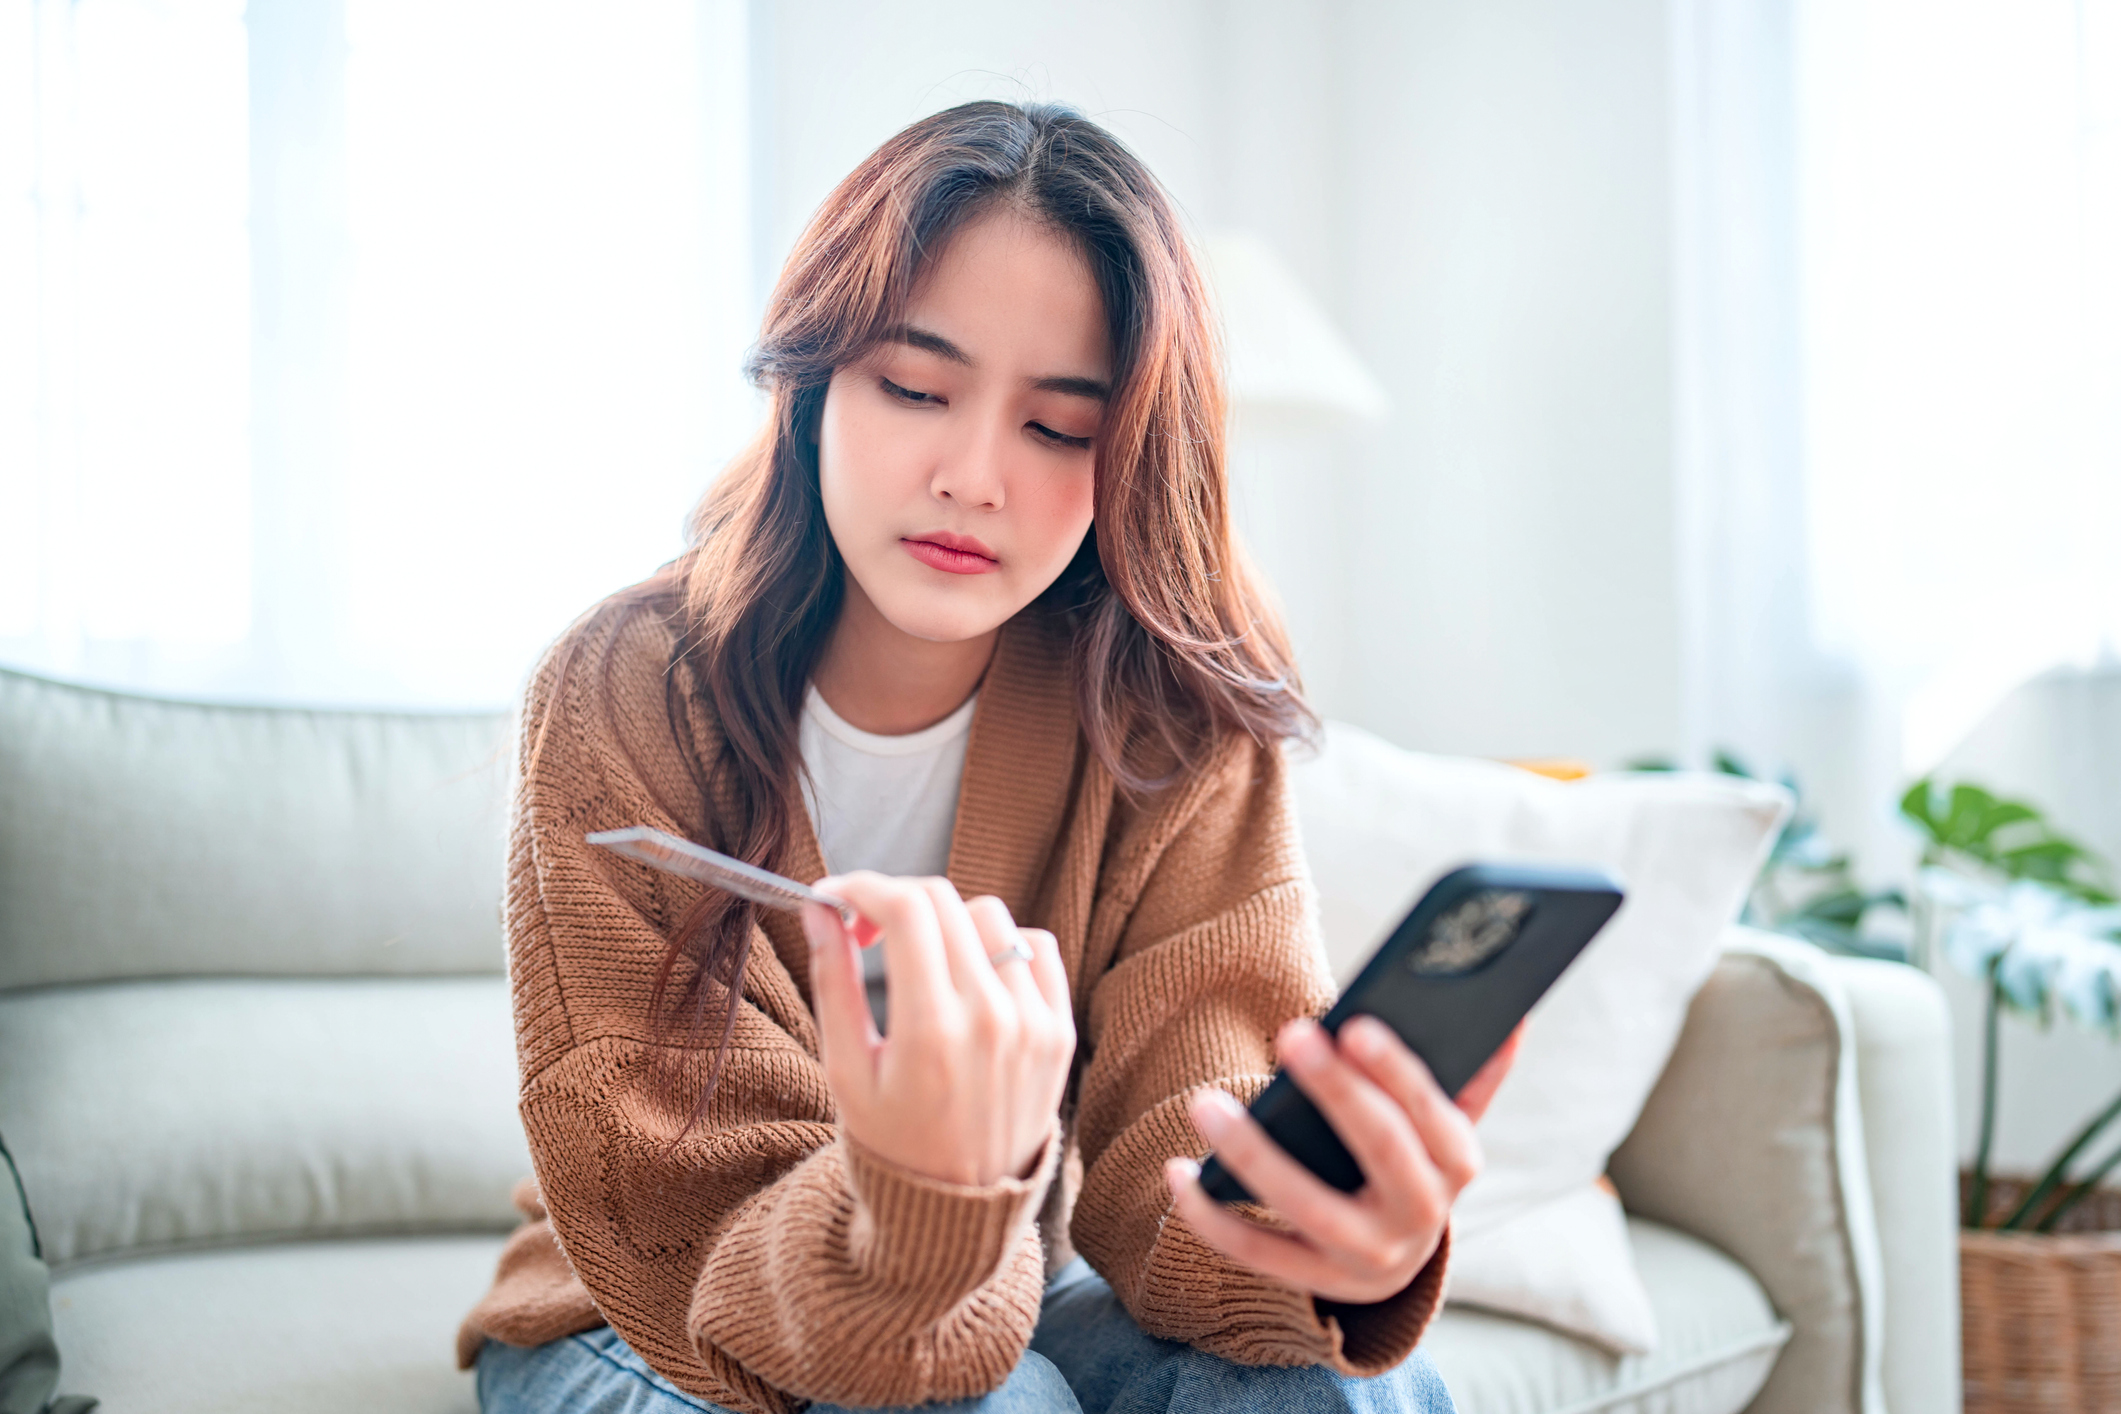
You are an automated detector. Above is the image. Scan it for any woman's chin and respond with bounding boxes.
[870,588,1019,647]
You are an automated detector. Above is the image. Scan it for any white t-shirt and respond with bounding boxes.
[798,684,977,1027]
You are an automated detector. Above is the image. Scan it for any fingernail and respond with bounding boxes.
[1282,1019,1328,1070]
[1347,1016,1389,1056]
[1190,1089,1242,1140]
[801,905,834,951]
[1164,1156,1200,1191]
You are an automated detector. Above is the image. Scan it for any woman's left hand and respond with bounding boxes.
[1165,1015,1523,1306]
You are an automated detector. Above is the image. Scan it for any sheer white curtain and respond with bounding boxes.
[1,0,755,709]
[1676,0,2121,868]
[0,1,254,658]
[1799,0,2121,770]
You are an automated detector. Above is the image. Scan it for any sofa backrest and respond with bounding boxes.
[0,668,527,1265]
[0,668,511,990]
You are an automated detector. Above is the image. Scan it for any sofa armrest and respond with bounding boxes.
[1837,956,1960,1414]
[1608,928,1889,1414]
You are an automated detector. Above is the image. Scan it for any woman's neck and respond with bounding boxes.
[811,579,996,736]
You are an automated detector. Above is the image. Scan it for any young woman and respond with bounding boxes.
[457,101,1516,1414]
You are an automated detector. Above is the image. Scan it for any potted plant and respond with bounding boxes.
[1902,779,2121,1414]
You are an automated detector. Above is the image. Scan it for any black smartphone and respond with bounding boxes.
[1197,862,1624,1204]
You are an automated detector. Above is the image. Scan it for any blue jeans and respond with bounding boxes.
[477,1258,1457,1414]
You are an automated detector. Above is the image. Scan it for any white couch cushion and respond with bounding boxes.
[1290,724,1789,1353]
[1424,1216,1790,1414]
[1440,1182,1657,1362]
[51,1235,505,1414]
[0,977,527,1265]
[48,1223,1778,1414]
[0,667,510,988]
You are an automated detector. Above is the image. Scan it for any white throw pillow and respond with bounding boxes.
[1289,724,1790,1355]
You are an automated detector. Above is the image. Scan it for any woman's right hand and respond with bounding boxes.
[802,873,1075,1188]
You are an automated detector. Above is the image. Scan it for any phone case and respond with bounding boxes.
[1197,862,1624,1204]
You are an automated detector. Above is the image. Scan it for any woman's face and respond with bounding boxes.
[817,209,1109,646]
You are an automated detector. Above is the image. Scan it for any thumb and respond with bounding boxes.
[804,901,880,1089]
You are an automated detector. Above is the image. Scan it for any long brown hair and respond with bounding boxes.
[554,100,1314,1119]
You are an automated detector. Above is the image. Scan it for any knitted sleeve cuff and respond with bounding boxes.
[1316,1222,1452,1376]
[844,1125,1061,1301]
[1135,1207,1452,1375]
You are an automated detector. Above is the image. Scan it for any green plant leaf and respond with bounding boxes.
[1997,944,2056,1015]
[1902,776,2118,907]
[1978,801,2041,834]
[1944,783,2002,850]
[1712,749,1755,779]
[1901,778,1946,840]
[1798,889,1872,926]
[2002,838,2093,870]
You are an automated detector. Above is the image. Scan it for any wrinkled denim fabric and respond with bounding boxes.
[477,1258,1457,1414]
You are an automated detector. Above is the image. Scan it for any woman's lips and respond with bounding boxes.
[900,535,999,575]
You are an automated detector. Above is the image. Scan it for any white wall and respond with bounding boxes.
[1930,670,2121,1175]
[751,0,1684,767]
[755,0,1217,296]
[1331,0,1679,765]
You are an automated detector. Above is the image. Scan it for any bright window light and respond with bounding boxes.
[1800,0,2121,767]
[0,0,251,652]
[339,0,752,705]
[1,0,753,706]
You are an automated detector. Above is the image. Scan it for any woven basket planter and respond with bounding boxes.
[1962,1176,2121,1413]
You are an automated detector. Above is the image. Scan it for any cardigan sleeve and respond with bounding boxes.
[502,606,1057,1413]
[1065,735,1451,1376]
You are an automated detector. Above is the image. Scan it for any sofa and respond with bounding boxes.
[0,665,1961,1414]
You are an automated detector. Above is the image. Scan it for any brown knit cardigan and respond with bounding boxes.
[454,597,1449,1412]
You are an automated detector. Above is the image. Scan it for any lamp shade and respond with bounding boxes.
[1201,231,1389,430]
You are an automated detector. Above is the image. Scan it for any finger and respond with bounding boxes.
[823,873,953,1029]
[1019,927,1074,1030]
[803,873,882,947]
[1186,1087,1376,1257]
[1275,1019,1434,1215]
[972,911,1074,1108]
[922,879,1014,1014]
[1339,1015,1484,1195]
[803,900,879,1088]
[967,896,1045,1018]
[1453,1021,1525,1125]
[1164,1158,1344,1292]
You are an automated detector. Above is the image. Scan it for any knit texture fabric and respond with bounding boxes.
[454,596,1450,1412]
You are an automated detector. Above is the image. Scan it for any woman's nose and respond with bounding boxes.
[929,414,1010,510]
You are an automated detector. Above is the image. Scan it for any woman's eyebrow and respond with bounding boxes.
[888,324,972,364]
[1031,374,1109,402]
[887,324,1108,401]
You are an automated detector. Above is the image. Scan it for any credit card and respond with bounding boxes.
[585,826,855,923]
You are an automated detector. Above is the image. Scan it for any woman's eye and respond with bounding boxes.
[880,377,939,406]
[1030,422,1093,450]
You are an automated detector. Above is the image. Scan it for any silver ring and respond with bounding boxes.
[987,938,1034,968]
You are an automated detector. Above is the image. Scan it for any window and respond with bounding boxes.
[1,0,754,707]
[1800,0,2121,765]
